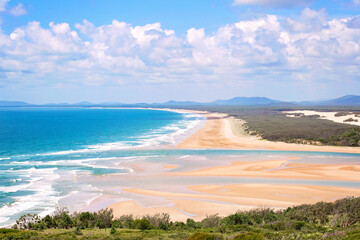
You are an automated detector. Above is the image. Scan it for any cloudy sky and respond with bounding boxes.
[0,0,360,103]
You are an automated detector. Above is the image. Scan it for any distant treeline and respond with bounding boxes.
[1,197,360,239]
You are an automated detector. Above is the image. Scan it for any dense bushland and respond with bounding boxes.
[2,197,360,239]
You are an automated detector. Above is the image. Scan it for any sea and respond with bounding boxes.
[0,107,205,227]
[0,107,359,227]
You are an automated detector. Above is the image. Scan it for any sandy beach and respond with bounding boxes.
[168,159,360,181]
[177,111,360,154]
[102,109,360,221]
[285,110,360,126]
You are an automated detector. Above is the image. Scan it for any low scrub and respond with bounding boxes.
[2,197,360,240]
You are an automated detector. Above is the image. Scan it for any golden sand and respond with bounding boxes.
[108,184,360,221]
[168,159,360,181]
[177,112,360,154]
[106,109,360,221]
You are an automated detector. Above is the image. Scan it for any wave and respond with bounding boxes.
[0,110,205,227]
[0,167,105,227]
[0,168,61,227]
[32,112,205,157]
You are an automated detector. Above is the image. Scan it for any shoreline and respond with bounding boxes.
[104,109,360,221]
[176,110,360,154]
[87,106,360,154]
[88,108,360,222]
[3,107,359,226]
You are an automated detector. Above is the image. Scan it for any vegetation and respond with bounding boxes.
[179,105,360,147]
[2,197,360,239]
[230,108,360,146]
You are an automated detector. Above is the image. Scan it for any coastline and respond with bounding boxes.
[176,111,360,154]
[102,108,360,221]
[2,104,359,225]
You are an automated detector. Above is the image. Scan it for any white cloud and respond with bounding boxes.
[0,9,359,93]
[10,3,26,16]
[233,0,313,8]
[347,16,360,28]
[353,0,360,6]
[285,8,328,32]
[0,0,9,12]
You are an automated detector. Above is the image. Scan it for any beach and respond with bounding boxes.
[108,184,360,221]
[1,107,359,227]
[177,111,360,153]
[106,109,360,221]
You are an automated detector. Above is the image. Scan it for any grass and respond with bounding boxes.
[2,225,360,239]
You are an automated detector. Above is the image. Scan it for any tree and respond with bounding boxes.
[78,212,95,228]
[60,212,73,229]
[201,214,222,228]
[133,219,152,230]
[42,215,54,228]
[16,214,40,230]
[95,208,113,229]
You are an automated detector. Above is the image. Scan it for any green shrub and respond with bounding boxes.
[74,226,82,235]
[143,213,170,229]
[201,214,222,228]
[344,229,360,240]
[222,212,253,226]
[263,220,286,231]
[0,229,38,239]
[294,221,305,230]
[234,232,264,240]
[187,232,224,240]
[133,218,153,230]
[110,225,116,234]
[60,212,73,229]
[186,218,202,229]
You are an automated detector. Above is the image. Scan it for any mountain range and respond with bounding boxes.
[1,95,360,107]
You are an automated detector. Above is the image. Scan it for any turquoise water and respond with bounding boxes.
[0,108,205,226]
[0,107,359,227]
[0,108,202,157]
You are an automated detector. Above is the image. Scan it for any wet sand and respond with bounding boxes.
[100,109,360,221]
[168,159,360,181]
[109,184,360,221]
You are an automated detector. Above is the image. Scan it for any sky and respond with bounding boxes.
[0,0,359,103]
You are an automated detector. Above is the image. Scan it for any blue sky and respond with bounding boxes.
[0,0,360,103]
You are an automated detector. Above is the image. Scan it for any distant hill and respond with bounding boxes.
[295,95,360,106]
[318,95,360,106]
[0,101,32,107]
[1,95,359,107]
[211,97,283,106]
[161,100,203,106]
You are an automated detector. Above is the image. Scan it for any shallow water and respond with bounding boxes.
[0,108,359,227]
[0,108,205,227]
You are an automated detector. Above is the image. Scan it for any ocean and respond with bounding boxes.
[0,107,205,227]
[0,107,359,227]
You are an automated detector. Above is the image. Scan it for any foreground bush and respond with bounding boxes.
[3,197,360,239]
[187,232,224,240]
